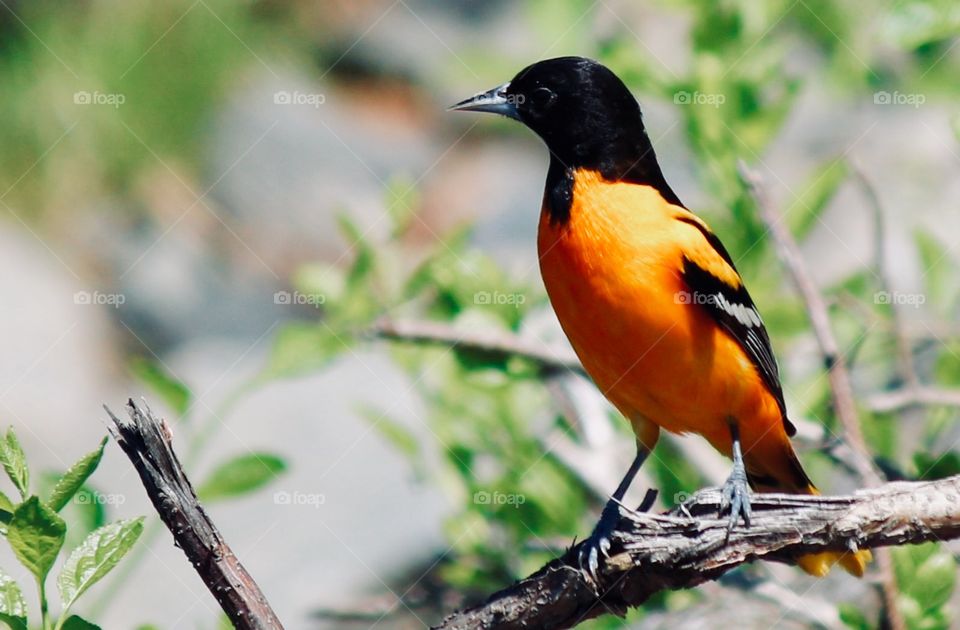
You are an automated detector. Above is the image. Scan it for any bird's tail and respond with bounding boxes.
[745,434,871,577]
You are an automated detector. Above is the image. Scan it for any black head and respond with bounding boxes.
[451,56,678,203]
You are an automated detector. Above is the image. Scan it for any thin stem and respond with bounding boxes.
[38,576,50,630]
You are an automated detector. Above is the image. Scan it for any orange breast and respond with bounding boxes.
[536,170,778,453]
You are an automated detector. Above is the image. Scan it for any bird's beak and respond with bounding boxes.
[448,81,519,120]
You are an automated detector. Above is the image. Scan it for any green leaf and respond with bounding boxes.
[262,323,343,379]
[884,1,960,48]
[357,406,419,460]
[0,429,29,499]
[915,230,952,307]
[337,214,376,291]
[57,517,144,612]
[786,158,848,240]
[197,454,287,501]
[0,567,27,630]
[130,359,191,417]
[47,438,107,513]
[913,451,960,481]
[838,603,870,630]
[7,497,66,582]
[0,490,14,524]
[911,546,956,612]
[383,176,418,237]
[292,263,346,308]
[60,616,101,630]
[0,614,27,630]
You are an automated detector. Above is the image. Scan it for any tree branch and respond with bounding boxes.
[370,317,584,377]
[105,399,284,630]
[867,385,960,413]
[434,475,960,630]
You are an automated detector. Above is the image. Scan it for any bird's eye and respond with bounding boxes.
[529,87,557,109]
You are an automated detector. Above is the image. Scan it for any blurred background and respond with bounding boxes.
[1,0,959,628]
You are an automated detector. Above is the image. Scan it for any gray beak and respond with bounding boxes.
[449,81,519,120]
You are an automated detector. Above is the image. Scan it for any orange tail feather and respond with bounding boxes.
[747,436,871,578]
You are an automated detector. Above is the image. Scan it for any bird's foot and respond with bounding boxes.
[719,463,752,534]
[578,499,621,585]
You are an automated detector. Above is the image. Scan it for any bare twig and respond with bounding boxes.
[105,399,284,630]
[740,162,904,630]
[434,476,960,630]
[857,167,919,386]
[867,386,960,413]
[370,317,584,376]
[854,165,960,418]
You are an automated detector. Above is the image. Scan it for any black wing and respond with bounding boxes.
[679,231,796,437]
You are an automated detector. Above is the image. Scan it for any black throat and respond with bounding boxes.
[543,141,683,225]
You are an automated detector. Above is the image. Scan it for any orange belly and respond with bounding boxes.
[536,170,779,455]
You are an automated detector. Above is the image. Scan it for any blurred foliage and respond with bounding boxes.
[3,0,960,628]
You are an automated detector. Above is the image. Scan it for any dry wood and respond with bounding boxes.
[105,399,284,630]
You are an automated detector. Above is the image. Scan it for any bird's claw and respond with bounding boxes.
[720,467,751,534]
[578,501,620,585]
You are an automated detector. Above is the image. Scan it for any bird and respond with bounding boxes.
[451,56,871,579]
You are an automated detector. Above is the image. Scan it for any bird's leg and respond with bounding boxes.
[720,421,752,533]
[579,446,649,583]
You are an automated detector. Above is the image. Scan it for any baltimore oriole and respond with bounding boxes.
[452,56,871,578]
